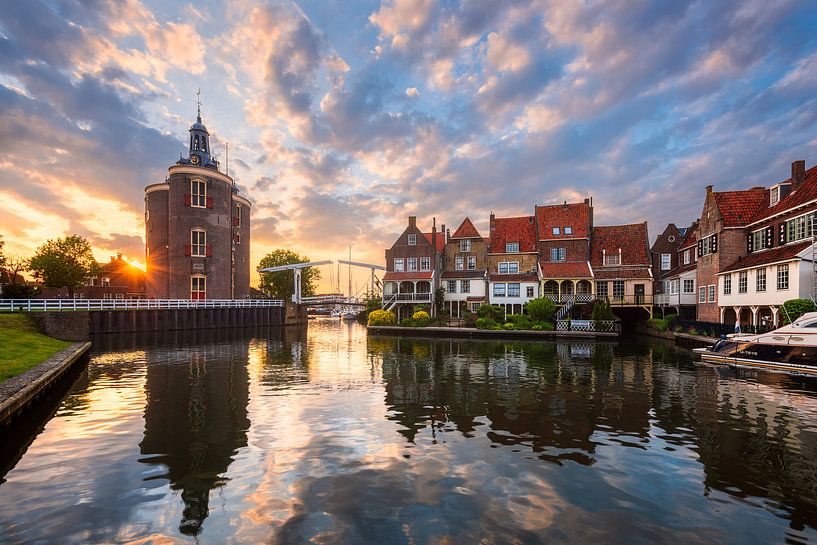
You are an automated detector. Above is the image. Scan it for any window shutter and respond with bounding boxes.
[697,240,703,257]
[184,244,192,256]
[779,223,787,245]
[206,197,214,209]
[747,233,754,253]
[710,234,718,253]
[205,244,212,257]
[765,226,774,248]
[184,194,191,207]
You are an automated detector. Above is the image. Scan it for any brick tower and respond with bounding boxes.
[144,97,251,299]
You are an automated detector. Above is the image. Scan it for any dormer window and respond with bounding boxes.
[564,227,573,235]
[408,234,416,245]
[552,227,560,235]
[603,251,621,266]
[770,186,780,205]
[459,239,471,252]
[505,242,519,252]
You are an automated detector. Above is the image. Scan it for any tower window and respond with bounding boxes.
[191,229,206,257]
[235,204,242,227]
[191,180,206,207]
[194,135,200,151]
[201,137,207,153]
[191,275,206,300]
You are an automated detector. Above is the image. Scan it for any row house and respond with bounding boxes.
[441,218,488,317]
[590,223,653,311]
[715,161,817,328]
[536,200,594,303]
[487,214,540,315]
[655,222,699,318]
[651,223,686,295]
[382,216,445,320]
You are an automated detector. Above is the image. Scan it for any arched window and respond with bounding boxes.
[191,275,206,300]
[191,229,206,257]
[194,135,200,151]
[201,136,207,153]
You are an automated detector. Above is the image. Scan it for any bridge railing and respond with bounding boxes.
[0,298,285,312]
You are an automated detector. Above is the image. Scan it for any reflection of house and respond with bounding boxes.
[714,161,817,328]
[536,200,594,307]
[382,216,445,320]
[487,214,540,314]
[590,223,653,314]
[37,253,146,299]
[655,222,698,318]
[140,345,250,535]
[442,217,488,317]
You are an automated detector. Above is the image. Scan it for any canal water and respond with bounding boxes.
[1,321,817,545]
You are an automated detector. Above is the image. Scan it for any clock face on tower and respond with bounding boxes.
[190,154,200,165]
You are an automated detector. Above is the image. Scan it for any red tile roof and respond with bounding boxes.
[535,202,591,240]
[383,271,434,281]
[488,273,539,282]
[713,188,767,227]
[421,232,445,253]
[678,221,698,250]
[441,270,485,279]
[538,261,592,278]
[450,217,482,239]
[719,241,812,273]
[489,216,537,253]
[594,268,652,280]
[591,223,651,266]
[751,164,817,224]
[658,261,696,280]
[466,296,485,302]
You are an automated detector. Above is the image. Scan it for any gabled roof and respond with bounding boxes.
[383,271,434,281]
[490,216,537,253]
[535,202,591,240]
[591,223,651,267]
[659,261,697,280]
[751,164,817,223]
[719,241,812,273]
[678,221,699,251]
[713,188,767,227]
[450,217,481,239]
[539,261,592,279]
[422,232,445,253]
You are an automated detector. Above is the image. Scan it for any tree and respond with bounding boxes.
[258,249,321,300]
[781,298,816,324]
[0,234,5,269]
[28,235,101,296]
[3,252,30,287]
[525,297,556,322]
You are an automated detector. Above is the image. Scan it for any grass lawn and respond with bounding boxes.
[0,313,71,383]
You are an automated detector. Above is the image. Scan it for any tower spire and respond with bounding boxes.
[196,88,202,123]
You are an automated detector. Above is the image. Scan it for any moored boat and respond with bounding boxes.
[694,312,817,375]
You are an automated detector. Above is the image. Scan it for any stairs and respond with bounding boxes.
[556,296,575,321]
[382,294,397,312]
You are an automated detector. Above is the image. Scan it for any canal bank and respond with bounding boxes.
[0,341,91,427]
[368,325,617,340]
[635,325,718,349]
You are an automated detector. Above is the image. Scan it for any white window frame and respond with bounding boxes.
[708,285,716,303]
[661,254,671,271]
[420,257,430,271]
[777,264,789,290]
[604,253,621,266]
[526,285,535,298]
[455,256,464,270]
[683,250,690,265]
[394,258,404,272]
[552,227,560,236]
[550,248,566,261]
[770,186,780,205]
[459,239,471,252]
[191,229,206,257]
[467,256,476,270]
[738,271,747,294]
[683,279,694,293]
[756,268,766,292]
[407,257,418,272]
[505,242,519,252]
[723,275,731,295]
[699,286,706,303]
[461,280,470,293]
[408,234,417,245]
[498,261,519,274]
[447,280,457,293]
[191,179,206,208]
[493,283,506,297]
[191,275,206,300]
[507,283,521,297]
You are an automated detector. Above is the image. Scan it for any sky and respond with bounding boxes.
[1,0,816,293]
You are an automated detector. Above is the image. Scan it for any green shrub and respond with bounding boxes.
[505,314,532,329]
[539,322,555,331]
[414,317,430,327]
[463,311,477,328]
[400,318,415,327]
[475,318,499,329]
[489,325,503,330]
[689,327,698,336]
[531,324,543,331]
[665,314,679,325]
[367,309,397,326]
[477,304,504,321]
[647,318,668,332]
[673,326,683,333]
[502,323,516,330]
[525,297,556,322]
[592,300,615,321]
[781,299,817,324]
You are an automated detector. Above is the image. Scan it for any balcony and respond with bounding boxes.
[543,294,596,304]
[384,292,432,304]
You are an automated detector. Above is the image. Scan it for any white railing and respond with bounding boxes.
[556,319,619,333]
[0,298,285,312]
[382,292,432,304]
[300,295,365,305]
[544,294,596,304]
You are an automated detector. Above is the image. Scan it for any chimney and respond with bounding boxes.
[110,256,116,262]
[792,160,806,189]
[584,198,590,205]
[432,217,437,252]
[441,224,446,244]
[408,216,417,228]
[446,228,450,244]
[116,252,122,261]
[706,184,713,194]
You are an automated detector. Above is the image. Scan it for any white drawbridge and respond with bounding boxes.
[258,259,384,305]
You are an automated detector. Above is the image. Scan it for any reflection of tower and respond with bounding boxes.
[140,345,250,535]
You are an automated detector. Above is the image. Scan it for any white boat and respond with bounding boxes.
[693,312,817,375]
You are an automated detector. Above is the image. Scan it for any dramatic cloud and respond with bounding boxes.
[1,0,816,291]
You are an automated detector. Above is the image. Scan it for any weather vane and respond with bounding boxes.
[196,87,201,119]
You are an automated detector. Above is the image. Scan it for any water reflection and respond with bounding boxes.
[0,322,816,545]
